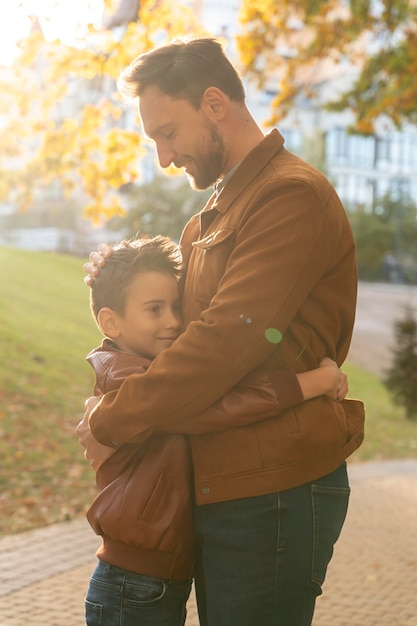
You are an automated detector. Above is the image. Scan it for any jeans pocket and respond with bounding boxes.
[311,479,350,586]
[85,599,103,626]
[124,574,168,606]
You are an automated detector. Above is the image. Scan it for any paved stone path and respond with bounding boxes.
[1,460,416,625]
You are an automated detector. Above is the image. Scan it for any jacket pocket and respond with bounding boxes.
[140,469,172,523]
[189,227,236,305]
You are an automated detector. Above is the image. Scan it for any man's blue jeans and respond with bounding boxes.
[85,560,192,626]
[193,462,350,626]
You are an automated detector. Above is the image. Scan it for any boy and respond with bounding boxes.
[81,235,348,626]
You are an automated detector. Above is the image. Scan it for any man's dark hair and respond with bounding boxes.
[117,37,245,109]
[90,235,182,320]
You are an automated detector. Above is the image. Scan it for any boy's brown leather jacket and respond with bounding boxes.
[90,130,365,506]
[86,339,306,579]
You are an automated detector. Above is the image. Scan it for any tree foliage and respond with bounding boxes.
[0,0,205,223]
[348,193,417,282]
[111,175,211,241]
[3,1,417,226]
[237,0,417,133]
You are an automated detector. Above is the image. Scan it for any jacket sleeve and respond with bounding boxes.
[93,345,303,436]
[157,366,304,435]
[90,175,356,446]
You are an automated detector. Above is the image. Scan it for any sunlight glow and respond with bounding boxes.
[0,0,104,66]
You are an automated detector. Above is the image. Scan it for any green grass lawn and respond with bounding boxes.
[344,362,417,462]
[0,246,100,535]
[0,246,416,536]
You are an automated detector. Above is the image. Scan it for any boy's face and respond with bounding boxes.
[113,271,182,359]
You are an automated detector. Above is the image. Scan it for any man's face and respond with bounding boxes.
[139,85,226,190]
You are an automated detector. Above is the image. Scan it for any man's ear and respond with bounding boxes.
[97,307,121,340]
[201,87,227,120]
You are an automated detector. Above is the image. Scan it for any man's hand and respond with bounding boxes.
[319,357,348,401]
[76,396,116,470]
[83,243,114,286]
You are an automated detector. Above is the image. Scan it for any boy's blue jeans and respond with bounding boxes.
[85,560,192,626]
[193,462,350,626]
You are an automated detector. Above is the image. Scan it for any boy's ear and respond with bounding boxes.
[97,307,121,339]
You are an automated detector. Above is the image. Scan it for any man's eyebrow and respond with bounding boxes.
[145,122,174,139]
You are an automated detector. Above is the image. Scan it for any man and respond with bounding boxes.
[82,37,364,626]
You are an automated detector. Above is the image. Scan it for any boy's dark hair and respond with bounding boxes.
[90,235,182,320]
[117,37,245,110]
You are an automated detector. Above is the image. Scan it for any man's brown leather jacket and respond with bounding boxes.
[90,130,365,506]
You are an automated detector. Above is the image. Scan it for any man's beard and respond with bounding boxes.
[185,124,226,191]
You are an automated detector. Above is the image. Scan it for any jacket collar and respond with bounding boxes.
[197,129,284,236]
[209,129,284,215]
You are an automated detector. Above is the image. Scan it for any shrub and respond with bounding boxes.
[384,306,417,420]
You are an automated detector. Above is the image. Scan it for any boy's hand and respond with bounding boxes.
[76,397,116,470]
[319,357,348,401]
[84,243,114,286]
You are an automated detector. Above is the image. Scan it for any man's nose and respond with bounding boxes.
[156,142,175,169]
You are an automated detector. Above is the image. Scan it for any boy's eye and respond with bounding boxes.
[166,131,175,140]
[149,306,160,314]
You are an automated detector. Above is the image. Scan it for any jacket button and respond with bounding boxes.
[201,487,210,495]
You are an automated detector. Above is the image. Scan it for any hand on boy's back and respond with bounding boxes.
[84,243,114,285]
[76,396,116,470]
